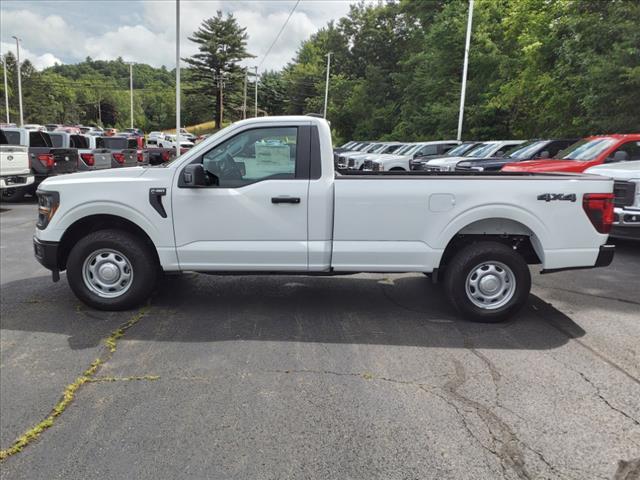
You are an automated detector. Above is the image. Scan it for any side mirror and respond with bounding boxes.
[182,164,208,187]
[538,150,550,159]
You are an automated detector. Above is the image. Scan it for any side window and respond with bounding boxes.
[545,141,566,158]
[441,143,457,154]
[50,134,63,148]
[201,127,297,188]
[611,141,640,162]
[29,132,53,148]
[419,145,438,156]
[96,137,105,148]
[127,139,138,149]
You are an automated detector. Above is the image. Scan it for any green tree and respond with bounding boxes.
[184,11,254,129]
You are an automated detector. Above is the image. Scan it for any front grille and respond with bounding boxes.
[613,180,636,207]
[362,160,373,170]
[348,158,355,168]
[455,165,472,172]
[372,163,380,172]
[410,162,424,171]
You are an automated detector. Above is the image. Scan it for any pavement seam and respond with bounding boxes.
[0,306,151,461]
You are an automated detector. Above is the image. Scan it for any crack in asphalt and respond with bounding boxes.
[0,306,152,461]
[534,285,640,307]
[576,372,640,427]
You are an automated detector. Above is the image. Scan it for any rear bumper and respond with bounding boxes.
[540,244,615,274]
[611,207,640,240]
[0,174,35,189]
[33,237,60,271]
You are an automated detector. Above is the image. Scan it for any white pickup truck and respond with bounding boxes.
[33,116,616,322]
[0,139,33,195]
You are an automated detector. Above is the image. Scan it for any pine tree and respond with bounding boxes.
[184,11,254,129]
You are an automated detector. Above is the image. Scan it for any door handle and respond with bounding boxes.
[271,196,301,204]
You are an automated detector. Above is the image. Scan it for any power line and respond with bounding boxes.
[257,0,301,70]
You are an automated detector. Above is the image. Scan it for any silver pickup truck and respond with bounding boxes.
[48,132,112,171]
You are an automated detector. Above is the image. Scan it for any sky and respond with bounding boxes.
[0,0,362,71]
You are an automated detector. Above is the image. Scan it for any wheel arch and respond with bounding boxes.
[57,214,160,271]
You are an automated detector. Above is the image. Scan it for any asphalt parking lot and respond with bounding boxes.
[1,201,639,480]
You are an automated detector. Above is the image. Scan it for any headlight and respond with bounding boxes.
[36,190,60,230]
[458,162,470,167]
[440,165,452,172]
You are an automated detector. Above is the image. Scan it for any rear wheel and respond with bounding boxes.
[443,241,531,323]
[66,229,158,310]
[1,187,26,203]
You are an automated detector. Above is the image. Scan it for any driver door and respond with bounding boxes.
[172,125,310,271]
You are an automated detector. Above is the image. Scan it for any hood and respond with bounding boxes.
[40,166,148,189]
[424,156,466,167]
[584,160,640,180]
[502,159,591,173]
[378,153,411,163]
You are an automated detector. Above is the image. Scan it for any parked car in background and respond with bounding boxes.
[48,132,112,171]
[421,140,525,172]
[366,141,460,171]
[585,160,640,240]
[104,128,118,137]
[79,126,103,136]
[146,131,164,146]
[158,134,195,149]
[455,139,577,172]
[95,136,139,168]
[23,124,46,131]
[502,134,640,173]
[344,142,404,170]
[410,142,482,170]
[0,130,33,199]
[336,142,383,169]
[123,128,145,138]
[178,128,196,142]
[0,127,78,202]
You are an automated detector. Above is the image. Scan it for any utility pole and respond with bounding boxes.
[2,55,9,124]
[128,62,134,129]
[456,0,474,142]
[176,0,181,148]
[97,93,101,125]
[12,36,24,127]
[323,52,332,119]
[216,71,224,128]
[242,68,248,120]
[254,66,258,117]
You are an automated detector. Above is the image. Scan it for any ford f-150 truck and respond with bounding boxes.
[502,134,640,173]
[48,132,112,171]
[33,116,615,322]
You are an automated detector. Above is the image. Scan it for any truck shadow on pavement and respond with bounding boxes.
[1,273,586,351]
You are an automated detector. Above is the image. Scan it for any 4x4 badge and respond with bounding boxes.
[537,193,576,202]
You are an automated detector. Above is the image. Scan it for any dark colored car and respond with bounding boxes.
[455,139,578,172]
[410,142,481,170]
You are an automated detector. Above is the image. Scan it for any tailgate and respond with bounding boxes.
[122,149,137,167]
[52,148,79,174]
[92,149,112,169]
[0,145,30,176]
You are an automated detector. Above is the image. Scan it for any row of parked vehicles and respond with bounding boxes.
[334,134,640,240]
[0,125,195,202]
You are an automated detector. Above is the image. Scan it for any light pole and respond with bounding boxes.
[242,68,248,120]
[12,36,24,127]
[2,54,9,124]
[254,66,258,117]
[456,0,474,142]
[323,52,332,119]
[128,62,134,129]
[176,0,181,148]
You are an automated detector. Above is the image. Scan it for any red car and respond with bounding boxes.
[501,134,640,173]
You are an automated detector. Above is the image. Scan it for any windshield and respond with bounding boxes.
[404,144,426,156]
[363,143,381,152]
[504,140,547,160]
[561,138,617,161]
[447,143,476,156]
[465,143,497,158]
[392,144,414,155]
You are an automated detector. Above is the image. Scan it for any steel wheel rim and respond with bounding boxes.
[82,248,133,298]
[465,261,516,310]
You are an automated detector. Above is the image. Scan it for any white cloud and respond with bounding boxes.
[1,0,363,71]
[0,41,63,70]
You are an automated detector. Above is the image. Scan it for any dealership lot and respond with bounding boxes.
[1,201,639,479]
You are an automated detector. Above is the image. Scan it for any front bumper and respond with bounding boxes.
[611,207,640,240]
[33,237,60,271]
[540,244,615,274]
[0,174,35,189]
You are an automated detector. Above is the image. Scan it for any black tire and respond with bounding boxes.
[443,241,531,323]
[390,167,406,171]
[66,229,158,311]
[1,187,26,203]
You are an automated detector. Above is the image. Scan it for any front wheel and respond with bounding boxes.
[443,241,531,323]
[66,229,158,310]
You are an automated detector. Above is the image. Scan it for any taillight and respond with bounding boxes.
[137,151,144,162]
[113,152,125,164]
[161,150,170,162]
[38,153,55,169]
[80,153,95,166]
[583,193,614,234]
